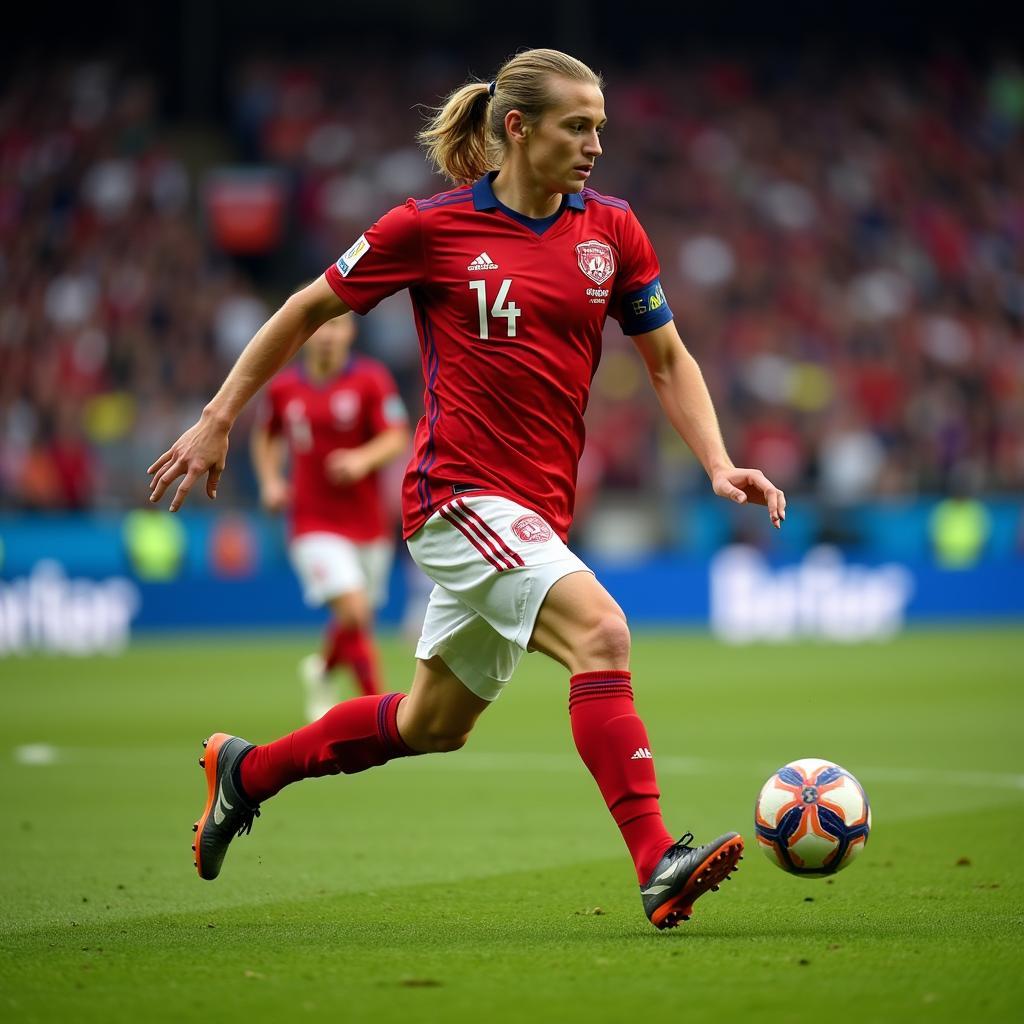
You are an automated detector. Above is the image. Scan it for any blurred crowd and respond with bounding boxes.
[2,49,1022,518]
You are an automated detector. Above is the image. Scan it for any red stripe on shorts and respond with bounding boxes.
[454,500,525,568]
[445,502,519,571]
[448,501,523,571]
[438,505,513,572]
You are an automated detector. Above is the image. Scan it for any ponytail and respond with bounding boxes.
[417,82,494,184]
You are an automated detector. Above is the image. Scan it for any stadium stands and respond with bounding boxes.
[2,51,1022,524]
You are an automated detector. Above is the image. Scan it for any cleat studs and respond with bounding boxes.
[198,757,205,768]
[202,739,208,748]
[193,860,197,867]
[191,844,196,851]
[712,885,720,892]
[192,823,198,832]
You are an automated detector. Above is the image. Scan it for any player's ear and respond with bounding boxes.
[505,109,528,144]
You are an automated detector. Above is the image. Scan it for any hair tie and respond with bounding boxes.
[487,80,496,98]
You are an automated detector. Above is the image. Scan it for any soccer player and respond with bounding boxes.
[148,49,786,930]
[250,313,409,720]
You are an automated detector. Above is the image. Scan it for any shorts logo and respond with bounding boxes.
[576,240,615,285]
[511,514,551,544]
[336,234,370,277]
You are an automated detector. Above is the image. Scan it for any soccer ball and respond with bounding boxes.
[755,758,871,876]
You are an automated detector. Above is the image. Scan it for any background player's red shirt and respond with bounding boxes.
[262,356,407,541]
[324,174,673,542]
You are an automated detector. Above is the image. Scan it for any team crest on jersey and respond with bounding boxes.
[330,390,361,426]
[511,514,552,544]
[576,240,615,285]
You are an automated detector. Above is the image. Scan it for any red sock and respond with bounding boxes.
[323,622,350,673]
[569,671,675,883]
[240,692,415,802]
[324,624,382,696]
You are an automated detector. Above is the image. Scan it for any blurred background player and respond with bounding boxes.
[250,313,409,719]
[150,47,785,931]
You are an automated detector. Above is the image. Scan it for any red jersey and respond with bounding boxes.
[262,356,407,541]
[324,173,673,541]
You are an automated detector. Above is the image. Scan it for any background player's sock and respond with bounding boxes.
[240,692,415,802]
[343,626,383,696]
[324,624,382,696]
[568,671,675,883]
[323,622,352,673]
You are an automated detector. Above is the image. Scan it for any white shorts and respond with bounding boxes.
[289,532,393,608]
[407,495,592,702]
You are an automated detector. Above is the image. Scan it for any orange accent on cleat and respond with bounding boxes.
[649,834,744,930]
[192,733,228,880]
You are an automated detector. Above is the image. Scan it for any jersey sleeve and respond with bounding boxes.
[324,200,424,315]
[608,207,674,336]
[366,364,409,435]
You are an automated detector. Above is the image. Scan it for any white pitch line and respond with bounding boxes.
[12,744,59,765]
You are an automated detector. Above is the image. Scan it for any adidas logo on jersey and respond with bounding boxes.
[468,252,499,271]
[631,747,653,760]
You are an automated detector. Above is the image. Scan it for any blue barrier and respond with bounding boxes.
[1,506,1021,654]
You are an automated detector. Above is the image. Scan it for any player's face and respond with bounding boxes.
[523,78,606,195]
[307,316,355,374]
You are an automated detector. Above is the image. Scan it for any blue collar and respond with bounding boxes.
[471,172,586,213]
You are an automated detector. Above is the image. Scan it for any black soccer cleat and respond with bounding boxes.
[192,733,260,880]
[641,831,744,929]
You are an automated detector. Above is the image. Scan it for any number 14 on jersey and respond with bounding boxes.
[469,278,521,340]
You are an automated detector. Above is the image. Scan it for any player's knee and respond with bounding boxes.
[581,612,631,667]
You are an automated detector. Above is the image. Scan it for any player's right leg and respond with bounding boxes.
[191,655,488,880]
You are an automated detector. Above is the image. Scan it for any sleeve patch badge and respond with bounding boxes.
[336,234,370,277]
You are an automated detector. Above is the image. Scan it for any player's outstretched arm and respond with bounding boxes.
[632,320,786,529]
[148,277,349,511]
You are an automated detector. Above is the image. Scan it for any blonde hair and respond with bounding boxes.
[418,49,603,184]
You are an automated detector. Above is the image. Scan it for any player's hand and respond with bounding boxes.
[325,448,370,485]
[712,467,786,529]
[147,416,230,512]
[260,477,290,514]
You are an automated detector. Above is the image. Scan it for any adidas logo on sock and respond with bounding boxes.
[630,747,653,759]
[468,252,499,271]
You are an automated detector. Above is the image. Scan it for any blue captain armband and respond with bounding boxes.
[620,277,674,335]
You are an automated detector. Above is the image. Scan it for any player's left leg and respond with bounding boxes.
[193,654,488,880]
[529,571,743,929]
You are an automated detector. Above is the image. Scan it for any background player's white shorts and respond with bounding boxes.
[289,532,393,608]
[407,495,592,702]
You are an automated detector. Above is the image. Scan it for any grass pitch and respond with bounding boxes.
[1,627,1022,1023]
